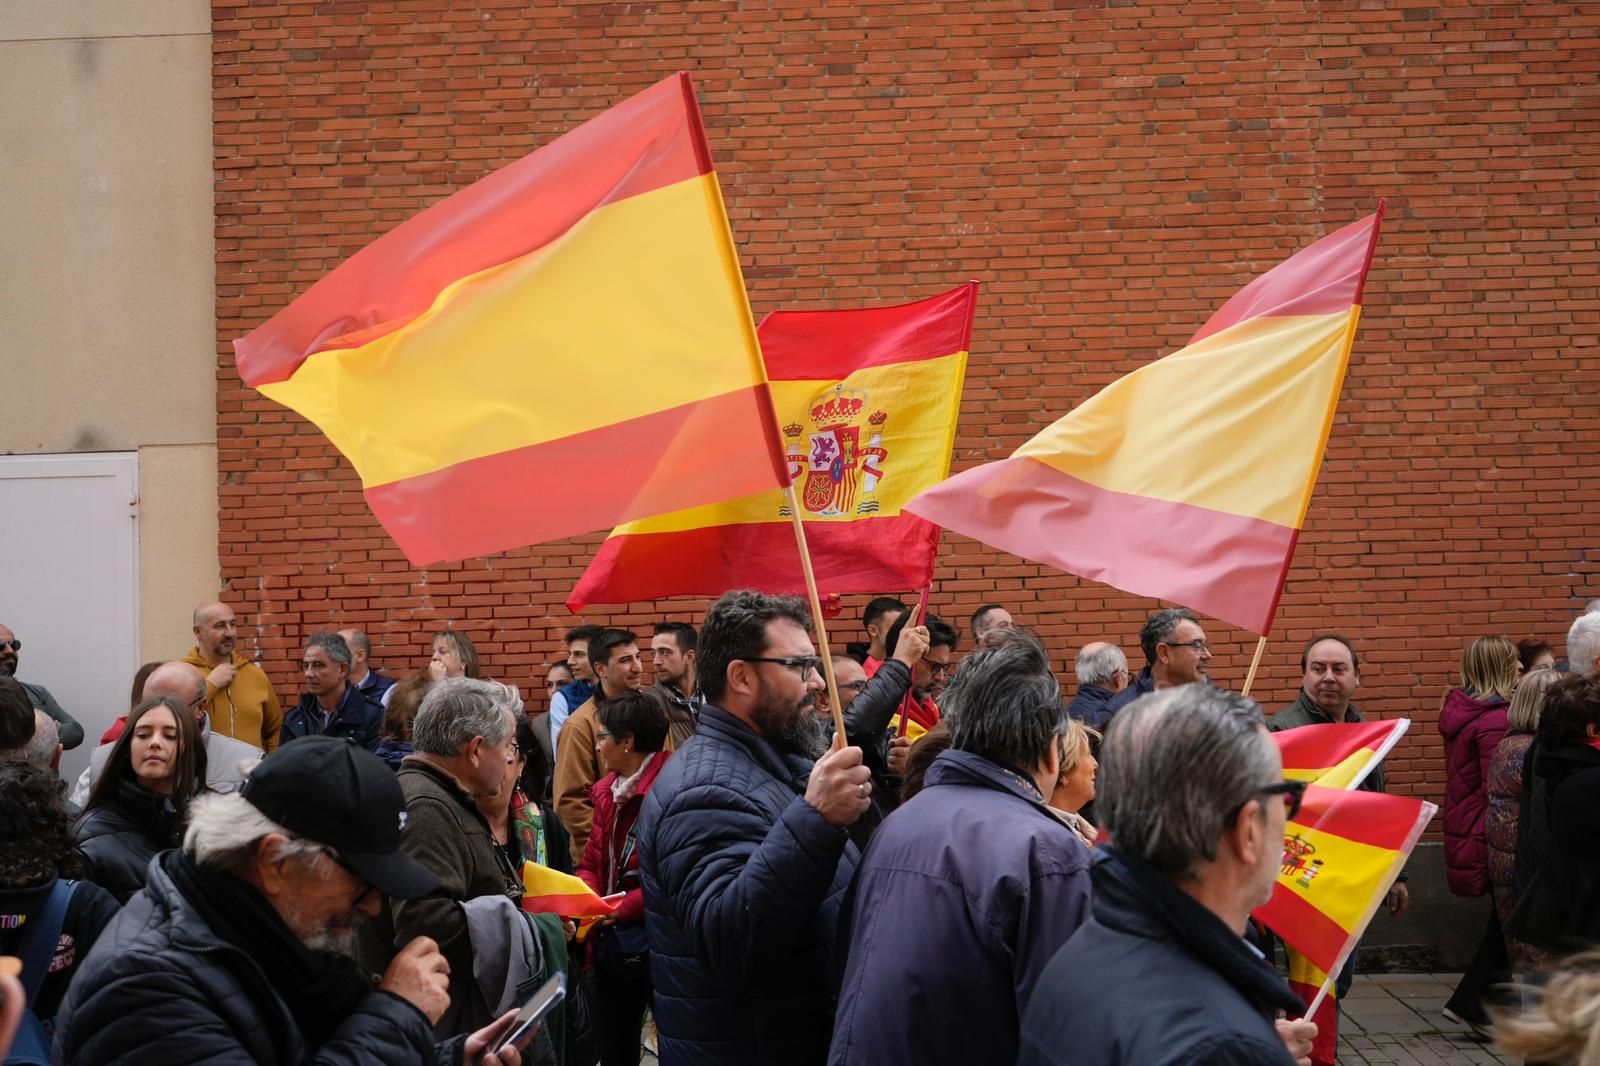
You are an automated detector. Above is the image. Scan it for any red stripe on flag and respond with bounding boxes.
[1189,213,1380,345]
[1295,784,1425,851]
[1255,882,1352,974]
[757,284,980,380]
[366,385,779,566]
[236,73,710,386]
[568,513,941,609]
[903,456,1298,635]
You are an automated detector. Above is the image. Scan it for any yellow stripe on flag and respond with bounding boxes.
[1277,820,1399,933]
[260,174,760,489]
[607,351,970,534]
[1014,309,1357,528]
[1284,748,1381,790]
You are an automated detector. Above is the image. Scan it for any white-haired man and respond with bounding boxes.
[53,736,525,1064]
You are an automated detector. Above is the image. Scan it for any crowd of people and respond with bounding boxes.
[1,595,1599,1064]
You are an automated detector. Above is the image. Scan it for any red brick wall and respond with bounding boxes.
[212,0,1600,820]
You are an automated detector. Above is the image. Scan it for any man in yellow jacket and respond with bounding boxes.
[184,601,284,752]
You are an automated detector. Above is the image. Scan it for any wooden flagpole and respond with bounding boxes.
[1240,635,1269,698]
[785,483,849,743]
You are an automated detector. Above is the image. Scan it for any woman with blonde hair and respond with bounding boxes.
[427,629,482,681]
[1487,667,1560,972]
[1047,719,1100,849]
[1492,947,1600,1064]
[1441,635,1518,1035]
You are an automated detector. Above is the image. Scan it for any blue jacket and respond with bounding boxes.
[1067,683,1117,728]
[637,703,860,1066]
[54,852,460,1065]
[1017,848,1304,1066]
[281,685,383,751]
[828,749,1093,1066]
[1101,666,1156,720]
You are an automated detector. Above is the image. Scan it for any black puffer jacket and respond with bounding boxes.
[52,852,459,1065]
[832,658,912,845]
[73,779,185,903]
[637,703,860,1066]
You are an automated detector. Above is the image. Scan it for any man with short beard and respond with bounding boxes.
[53,736,526,1065]
[637,590,873,1066]
[184,601,284,752]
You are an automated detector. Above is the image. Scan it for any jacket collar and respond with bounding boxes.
[1090,847,1304,1018]
[1291,689,1362,725]
[923,748,1048,805]
[294,682,365,722]
[697,703,809,792]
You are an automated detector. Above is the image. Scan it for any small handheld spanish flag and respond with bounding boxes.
[1274,718,1409,790]
[521,863,618,921]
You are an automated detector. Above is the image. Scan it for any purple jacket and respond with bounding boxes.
[1440,688,1510,897]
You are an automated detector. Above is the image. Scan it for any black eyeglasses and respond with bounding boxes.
[1162,639,1210,655]
[0,640,18,652]
[741,655,822,680]
[322,848,378,907]
[837,680,868,693]
[921,656,951,677]
[1229,779,1307,823]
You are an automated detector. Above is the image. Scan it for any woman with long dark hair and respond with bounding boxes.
[74,694,205,902]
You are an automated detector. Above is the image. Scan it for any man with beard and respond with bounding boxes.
[0,622,84,749]
[184,601,284,752]
[636,590,872,1066]
[53,736,527,1064]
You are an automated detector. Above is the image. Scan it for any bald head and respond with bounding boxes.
[145,661,207,721]
[192,602,238,664]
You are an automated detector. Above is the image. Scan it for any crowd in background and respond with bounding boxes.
[1,597,1599,1064]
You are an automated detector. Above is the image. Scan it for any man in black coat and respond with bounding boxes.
[637,589,873,1066]
[53,736,525,1065]
[1067,640,1130,728]
[1017,685,1317,1066]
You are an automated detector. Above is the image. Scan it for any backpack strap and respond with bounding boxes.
[18,879,77,1008]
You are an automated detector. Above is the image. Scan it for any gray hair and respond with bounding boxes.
[1098,685,1279,879]
[1075,643,1128,687]
[1569,612,1600,681]
[944,627,1069,771]
[185,791,326,876]
[305,631,352,667]
[21,711,58,770]
[1138,608,1198,664]
[412,677,521,757]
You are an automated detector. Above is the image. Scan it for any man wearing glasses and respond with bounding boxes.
[55,735,527,1065]
[0,622,84,750]
[637,589,873,1066]
[1068,641,1132,729]
[1103,607,1215,721]
[1018,686,1317,1066]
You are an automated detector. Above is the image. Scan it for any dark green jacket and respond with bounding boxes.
[1269,690,1385,793]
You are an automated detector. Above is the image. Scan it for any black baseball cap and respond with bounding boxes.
[241,736,440,900]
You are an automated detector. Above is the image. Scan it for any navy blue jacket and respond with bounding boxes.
[1017,848,1303,1066]
[1101,666,1156,720]
[637,703,860,1066]
[1067,684,1118,728]
[281,684,383,751]
[54,852,460,1065]
[828,750,1093,1066]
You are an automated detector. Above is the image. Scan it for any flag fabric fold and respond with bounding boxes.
[520,863,618,920]
[1286,950,1340,1066]
[1273,718,1410,791]
[1255,784,1435,978]
[568,284,978,608]
[234,72,788,566]
[904,207,1385,634]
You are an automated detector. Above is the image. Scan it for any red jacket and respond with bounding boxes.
[1440,687,1510,897]
[577,751,670,924]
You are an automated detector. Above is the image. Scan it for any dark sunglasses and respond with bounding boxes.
[0,640,19,652]
[1229,779,1307,824]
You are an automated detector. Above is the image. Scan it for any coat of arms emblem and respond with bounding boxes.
[782,384,890,517]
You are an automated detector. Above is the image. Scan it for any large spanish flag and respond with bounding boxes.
[1254,784,1435,977]
[904,208,1385,635]
[1274,718,1409,791]
[233,74,788,565]
[568,284,978,608]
